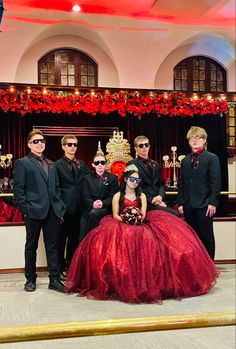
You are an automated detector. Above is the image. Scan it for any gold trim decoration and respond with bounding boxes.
[0,312,235,343]
[0,144,13,169]
[162,146,185,188]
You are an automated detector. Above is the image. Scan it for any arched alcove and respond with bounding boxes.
[154,33,235,91]
[14,26,120,87]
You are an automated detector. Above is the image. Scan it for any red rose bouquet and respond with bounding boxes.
[120,206,143,225]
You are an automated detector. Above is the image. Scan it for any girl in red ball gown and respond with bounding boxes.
[66,165,219,303]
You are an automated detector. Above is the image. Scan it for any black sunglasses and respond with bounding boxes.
[66,143,78,147]
[93,160,106,166]
[29,139,46,144]
[129,176,142,184]
[137,142,150,149]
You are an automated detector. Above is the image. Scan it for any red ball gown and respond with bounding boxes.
[66,198,219,303]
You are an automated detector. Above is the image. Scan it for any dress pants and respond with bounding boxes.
[183,206,215,260]
[147,203,180,217]
[79,208,108,243]
[24,206,61,282]
[58,212,81,270]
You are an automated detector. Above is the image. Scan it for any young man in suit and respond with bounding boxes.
[13,129,65,292]
[127,135,179,216]
[54,135,90,277]
[177,126,221,260]
[79,150,119,242]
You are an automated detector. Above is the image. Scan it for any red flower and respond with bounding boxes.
[0,88,229,118]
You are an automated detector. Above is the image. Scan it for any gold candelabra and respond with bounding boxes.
[163,146,185,187]
[0,144,13,168]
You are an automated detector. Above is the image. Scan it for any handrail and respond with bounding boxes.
[0,312,235,343]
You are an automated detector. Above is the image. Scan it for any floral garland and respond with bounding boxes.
[0,88,229,118]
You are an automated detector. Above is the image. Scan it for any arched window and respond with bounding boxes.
[38,49,98,87]
[173,56,226,92]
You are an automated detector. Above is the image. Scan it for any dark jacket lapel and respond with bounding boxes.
[60,159,75,182]
[184,154,193,176]
[137,159,153,182]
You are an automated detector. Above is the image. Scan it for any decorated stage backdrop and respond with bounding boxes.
[0,88,229,216]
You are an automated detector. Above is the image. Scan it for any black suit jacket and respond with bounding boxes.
[13,154,64,219]
[54,157,90,216]
[177,150,221,208]
[82,171,119,212]
[126,158,165,206]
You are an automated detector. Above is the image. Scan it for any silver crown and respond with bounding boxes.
[124,164,139,173]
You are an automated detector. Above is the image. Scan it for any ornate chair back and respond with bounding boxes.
[106,131,133,182]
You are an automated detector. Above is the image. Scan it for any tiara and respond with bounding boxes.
[124,164,139,173]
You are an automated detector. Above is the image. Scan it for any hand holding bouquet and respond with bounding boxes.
[120,206,143,225]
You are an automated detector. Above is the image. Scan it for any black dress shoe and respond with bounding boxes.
[59,273,67,281]
[48,278,65,293]
[59,269,67,281]
[24,281,36,292]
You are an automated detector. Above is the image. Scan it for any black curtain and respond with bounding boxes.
[0,111,128,165]
[127,113,228,190]
[0,111,228,215]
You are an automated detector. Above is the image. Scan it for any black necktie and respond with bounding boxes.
[70,161,77,178]
[38,157,48,176]
[191,153,199,169]
[143,158,152,169]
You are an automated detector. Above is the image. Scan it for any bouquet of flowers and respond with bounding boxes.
[120,206,143,225]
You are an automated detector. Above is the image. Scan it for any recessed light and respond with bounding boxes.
[72,4,81,12]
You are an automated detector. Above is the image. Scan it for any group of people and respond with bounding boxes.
[13,126,221,303]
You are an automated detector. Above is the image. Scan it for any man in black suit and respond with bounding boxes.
[54,135,90,277]
[177,126,221,260]
[79,150,119,242]
[127,135,179,216]
[13,129,65,292]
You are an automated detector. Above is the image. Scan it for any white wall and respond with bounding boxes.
[155,33,236,91]
[0,21,235,90]
[0,222,235,270]
[0,226,46,270]
[14,33,119,88]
